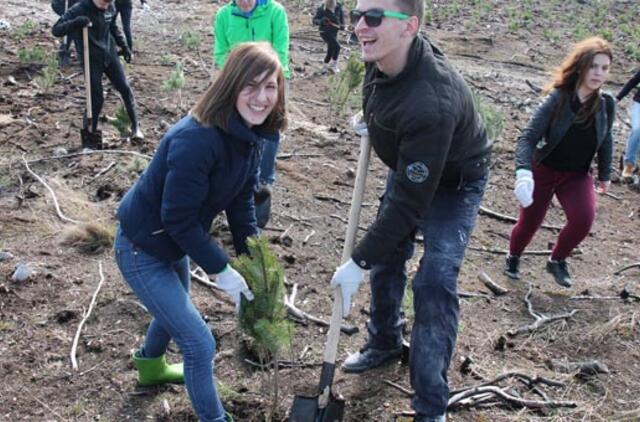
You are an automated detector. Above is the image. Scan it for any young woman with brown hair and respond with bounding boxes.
[114,42,286,421]
[505,37,615,288]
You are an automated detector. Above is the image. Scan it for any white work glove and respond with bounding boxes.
[330,258,365,317]
[514,169,534,208]
[351,111,368,136]
[213,264,254,313]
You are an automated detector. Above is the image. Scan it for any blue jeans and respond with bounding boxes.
[258,138,279,186]
[624,100,640,166]
[366,172,488,417]
[113,226,226,422]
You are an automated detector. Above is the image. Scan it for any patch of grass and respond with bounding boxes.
[472,89,504,141]
[35,55,58,93]
[13,19,37,41]
[180,29,201,51]
[216,380,241,401]
[159,54,173,66]
[0,321,14,331]
[61,222,114,254]
[17,46,46,63]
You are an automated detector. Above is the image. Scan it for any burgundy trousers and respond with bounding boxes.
[509,163,596,261]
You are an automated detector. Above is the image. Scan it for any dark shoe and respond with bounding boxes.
[415,414,446,422]
[341,346,402,373]
[504,255,520,279]
[546,260,572,288]
[254,184,272,229]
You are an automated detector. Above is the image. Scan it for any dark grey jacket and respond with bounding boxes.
[351,36,492,269]
[515,89,615,181]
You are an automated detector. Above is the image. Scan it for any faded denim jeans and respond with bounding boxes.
[366,172,488,417]
[114,226,227,422]
[623,100,640,166]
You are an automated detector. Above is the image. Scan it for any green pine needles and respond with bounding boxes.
[110,105,131,137]
[234,236,293,359]
[233,236,293,420]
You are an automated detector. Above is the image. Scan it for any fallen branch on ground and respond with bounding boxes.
[284,283,358,335]
[570,286,640,302]
[244,357,322,369]
[614,262,640,275]
[84,161,116,186]
[25,149,152,165]
[478,272,509,296]
[458,291,491,302]
[479,206,562,230]
[70,260,105,371]
[507,284,578,337]
[22,156,84,225]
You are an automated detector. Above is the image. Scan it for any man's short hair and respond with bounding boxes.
[394,0,424,27]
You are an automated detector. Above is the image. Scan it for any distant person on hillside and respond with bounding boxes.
[616,67,640,180]
[505,37,615,288]
[52,0,144,142]
[328,0,492,420]
[114,42,286,422]
[213,0,290,229]
[312,0,345,73]
[51,0,81,66]
[114,0,147,51]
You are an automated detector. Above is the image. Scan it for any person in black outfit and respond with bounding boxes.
[312,0,344,73]
[51,0,81,66]
[114,0,146,51]
[52,0,144,141]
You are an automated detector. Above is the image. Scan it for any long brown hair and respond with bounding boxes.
[545,37,612,124]
[191,42,287,133]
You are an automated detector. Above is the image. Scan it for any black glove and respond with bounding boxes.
[119,47,132,63]
[73,16,91,29]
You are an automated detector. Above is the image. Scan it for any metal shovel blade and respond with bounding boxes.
[81,127,103,150]
[289,392,344,422]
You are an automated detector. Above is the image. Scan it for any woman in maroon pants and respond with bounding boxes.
[505,37,615,288]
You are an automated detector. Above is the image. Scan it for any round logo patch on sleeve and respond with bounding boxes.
[406,161,429,183]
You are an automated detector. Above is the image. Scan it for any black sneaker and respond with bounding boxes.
[546,260,572,288]
[504,255,520,279]
[341,346,402,373]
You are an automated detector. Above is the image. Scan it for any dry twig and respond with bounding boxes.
[507,284,578,337]
[478,271,509,296]
[70,260,105,371]
[479,206,562,230]
[284,283,358,335]
[614,262,640,275]
[22,156,84,225]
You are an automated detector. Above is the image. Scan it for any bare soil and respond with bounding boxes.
[1,0,639,421]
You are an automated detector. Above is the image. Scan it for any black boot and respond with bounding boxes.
[546,260,572,288]
[504,255,520,279]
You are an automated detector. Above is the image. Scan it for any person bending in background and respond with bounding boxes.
[52,0,144,142]
[505,37,615,288]
[213,0,290,229]
[114,42,287,422]
[312,0,345,73]
[114,0,147,51]
[51,0,81,66]
[616,66,640,180]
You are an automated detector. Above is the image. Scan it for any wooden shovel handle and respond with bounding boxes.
[82,26,92,121]
[323,133,371,365]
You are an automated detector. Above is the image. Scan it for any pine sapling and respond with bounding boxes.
[328,51,365,123]
[109,105,131,137]
[233,236,293,421]
[162,61,185,108]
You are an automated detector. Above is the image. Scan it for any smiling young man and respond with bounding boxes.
[328,0,492,420]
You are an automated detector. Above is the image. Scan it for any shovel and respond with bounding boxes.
[289,122,371,422]
[80,25,103,149]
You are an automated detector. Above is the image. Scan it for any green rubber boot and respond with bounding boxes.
[132,350,184,386]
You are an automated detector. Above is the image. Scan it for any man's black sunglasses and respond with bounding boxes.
[349,8,410,28]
